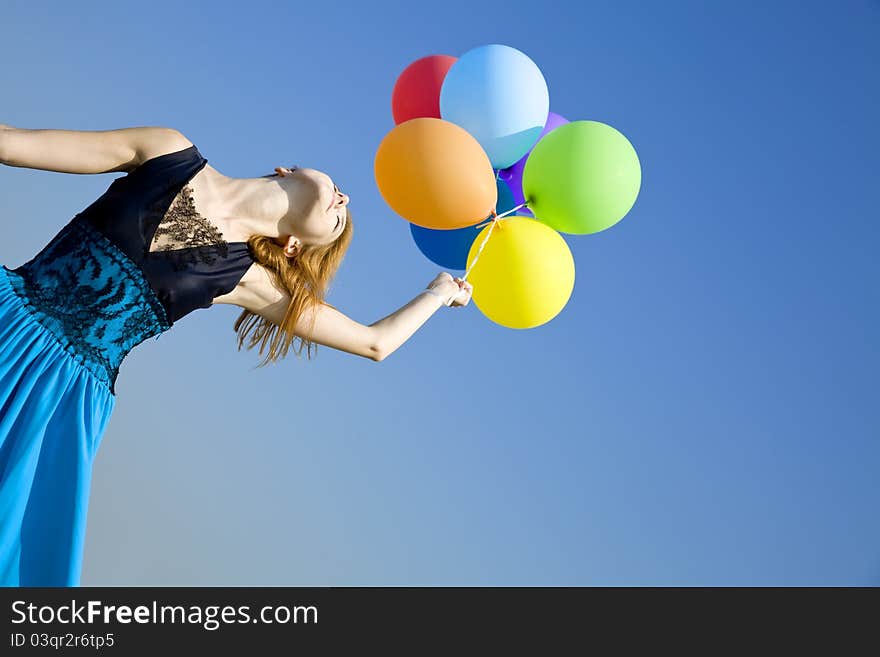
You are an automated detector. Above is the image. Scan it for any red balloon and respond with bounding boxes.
[391,55,457,125]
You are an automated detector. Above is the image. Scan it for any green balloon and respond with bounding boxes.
[522,120,641,234]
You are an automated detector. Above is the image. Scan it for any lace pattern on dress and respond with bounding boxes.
[148,183,230,272]
[6,214,172,395]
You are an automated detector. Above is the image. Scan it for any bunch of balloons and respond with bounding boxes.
[374,44,641,329]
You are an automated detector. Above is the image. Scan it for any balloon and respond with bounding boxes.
[498,111,569,217]
[410,222,480,271]
[391,54,457,124]
[466,216,575,329]
[410,179,517,269]
[495,176,518,215]
[374,117,497,229]
[440,44,549,169]
[522,120,641,235]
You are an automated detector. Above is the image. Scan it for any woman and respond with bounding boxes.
[0,124,473,586]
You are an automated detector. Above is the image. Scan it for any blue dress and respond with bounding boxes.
[0,145,255,586]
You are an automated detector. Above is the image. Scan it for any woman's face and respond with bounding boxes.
[274,166,349,247]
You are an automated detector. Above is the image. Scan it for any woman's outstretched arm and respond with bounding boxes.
[0,124,188,174]
[368,273,472,360]
[241,272,472,361]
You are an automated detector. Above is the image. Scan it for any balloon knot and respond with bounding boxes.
[492,209,504,229]
[475,209,504,230]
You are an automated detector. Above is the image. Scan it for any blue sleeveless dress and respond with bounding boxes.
[0,145,255,586]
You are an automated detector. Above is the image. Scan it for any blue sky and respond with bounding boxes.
[1,0,877,585]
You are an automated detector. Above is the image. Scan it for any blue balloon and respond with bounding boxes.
[440,44,550,169]
[410,179,517,269]
[495,175,517,214]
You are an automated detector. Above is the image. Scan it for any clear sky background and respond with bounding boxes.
[1,1,877,585]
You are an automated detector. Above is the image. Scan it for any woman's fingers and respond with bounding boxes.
[449,280,473,307]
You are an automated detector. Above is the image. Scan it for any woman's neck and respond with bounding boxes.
[202,165,289,240]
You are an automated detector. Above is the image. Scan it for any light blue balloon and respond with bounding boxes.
[440,44,550,169]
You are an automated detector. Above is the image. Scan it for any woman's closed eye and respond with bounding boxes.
[333,185,345,231]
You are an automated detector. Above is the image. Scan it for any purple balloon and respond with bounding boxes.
[498,111,569,217]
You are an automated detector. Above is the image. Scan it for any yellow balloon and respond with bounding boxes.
[374,117,497,229]
[466,216,575,329]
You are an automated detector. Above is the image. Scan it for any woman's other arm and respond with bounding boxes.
[0,124,190,174]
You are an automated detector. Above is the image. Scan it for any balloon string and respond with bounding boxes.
[476,201,528,225]
[462,202,529,282]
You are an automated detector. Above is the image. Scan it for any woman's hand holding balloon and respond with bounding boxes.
[426,272,473,307]
[449,277,473,307]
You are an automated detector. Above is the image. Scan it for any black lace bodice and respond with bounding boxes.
[4,144,255,394]
[149,182,234,271]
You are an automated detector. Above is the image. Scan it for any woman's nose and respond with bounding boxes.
[337,192,350,207]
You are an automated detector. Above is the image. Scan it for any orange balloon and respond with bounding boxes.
[374,117,497,229]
